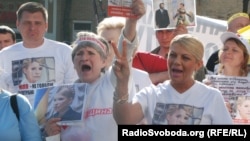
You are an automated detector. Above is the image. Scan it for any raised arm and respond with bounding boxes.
[110,0,145,85]
[111,0,146,124]
[112,40,144,124]
[123,0,145,41]
[117,0,145,61]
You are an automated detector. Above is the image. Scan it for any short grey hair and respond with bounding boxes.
[71,31,109,61]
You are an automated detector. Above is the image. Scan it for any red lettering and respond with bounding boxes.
[84,108,112,118]
[19,84,28,89]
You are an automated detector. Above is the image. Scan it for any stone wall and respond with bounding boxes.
[196,0,249,20]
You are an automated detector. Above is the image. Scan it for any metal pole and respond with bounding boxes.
[243,0,249,13]
[93,0,99,24]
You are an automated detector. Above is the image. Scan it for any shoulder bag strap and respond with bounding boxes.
[10,94,20,121]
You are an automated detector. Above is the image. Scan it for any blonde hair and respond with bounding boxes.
[22,58,45,70]
[237,96,250,106]
[170,34,204,61]
[96,16,125,35]
[227,12,249,24]
[166,104,193,117]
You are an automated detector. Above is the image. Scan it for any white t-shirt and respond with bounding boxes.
[0,38,78,105]
[132,68,152,92]
[46,30,139,141]
[134,80,233,124]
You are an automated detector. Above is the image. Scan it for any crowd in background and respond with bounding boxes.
[0,1,250,141]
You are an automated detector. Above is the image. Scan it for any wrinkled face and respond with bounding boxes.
[167,43,201,84]
[100,28,120,68]
[0,33,15,50]
[220,40,244,69]
[23,61,43,83]
[166,109,189,125]
[54,92,72,114]
[16,11,48,46]
[73,47,106,83]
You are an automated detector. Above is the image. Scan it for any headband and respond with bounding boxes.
[76,36,107,53]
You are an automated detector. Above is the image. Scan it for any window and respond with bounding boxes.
[72,21,92,41]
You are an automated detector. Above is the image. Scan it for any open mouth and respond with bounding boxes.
[81,64,91,72]
[172,68,183,73]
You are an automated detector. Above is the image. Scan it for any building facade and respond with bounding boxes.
[0,0,249,43]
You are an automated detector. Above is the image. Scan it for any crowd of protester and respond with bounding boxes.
[0,1,250,141]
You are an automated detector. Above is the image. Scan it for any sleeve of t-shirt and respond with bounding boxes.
[17,94,43,141]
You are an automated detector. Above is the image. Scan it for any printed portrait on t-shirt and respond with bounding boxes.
[12,57,55,87]
[10,57,56,107]
[152,103,203,125]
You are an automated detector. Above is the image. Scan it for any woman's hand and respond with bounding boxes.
[112,40,130,85]
[44,118,61,136]
[173,24,188,36]
[130,0,146,20]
